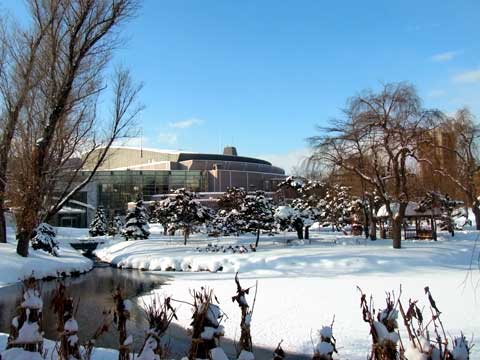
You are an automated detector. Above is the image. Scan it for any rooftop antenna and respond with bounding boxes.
[140,127,143,158]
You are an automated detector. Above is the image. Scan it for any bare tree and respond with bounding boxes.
[4,0,140,256]
[416,108,480,229]
[0,4,57,243]
[309,83,441,248]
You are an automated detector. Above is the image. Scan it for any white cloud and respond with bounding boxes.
[258,148,312,175]
[431,50,461,63]
[452,69,480,84]
[169,118,204,129]
[158,132,178,145]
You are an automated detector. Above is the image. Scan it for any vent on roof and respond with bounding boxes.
[223,146,238,156]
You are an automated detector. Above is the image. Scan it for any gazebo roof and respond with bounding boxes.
[376,202,442,219]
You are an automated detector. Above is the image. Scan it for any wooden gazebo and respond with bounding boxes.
[376,202,442,240]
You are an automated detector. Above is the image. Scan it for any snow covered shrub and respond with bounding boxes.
[358,287,399,360]
[113,287,132,360]
[122,200,150,240]
[7,277,44,353]
[197,243,251,254]
[51,282,82,359]
[312,321,337,360]
[188,287,226,359]
[273,340,286,360]
[137,296,177,360]
[31,222,59,256]
[399,287,473,360]
[232,273,256,357]
[89,206,108,237]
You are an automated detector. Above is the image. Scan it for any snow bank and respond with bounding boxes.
[0,241,93,288]
[95,231,478,277]
[0,226,93,288]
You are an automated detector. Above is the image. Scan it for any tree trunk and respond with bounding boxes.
[363,205,369,239]
[15,186,41,256]
[391,217,402,249]
[473,205,480,231]
[295,225,303,240]
[369,217,377,241]
[16,229,31,257]
[0,204,6,243]
[183,227,189,245]
[255,229,260,248]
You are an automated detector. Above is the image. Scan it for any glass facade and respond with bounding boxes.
[83,170,207,214]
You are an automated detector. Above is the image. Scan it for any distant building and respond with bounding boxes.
[51,146,286,227]
[417,122,460,199]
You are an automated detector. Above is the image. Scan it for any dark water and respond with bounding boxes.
[0,264,308,359]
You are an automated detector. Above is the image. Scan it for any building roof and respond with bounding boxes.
[106,146,190,155]
[376,202,442,218]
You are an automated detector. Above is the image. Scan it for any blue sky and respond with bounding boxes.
[3,0,480,172]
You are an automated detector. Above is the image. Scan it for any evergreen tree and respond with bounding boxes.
[239,191,274,247]
[151,199,174,235]
[89,206,108,237]
[277,176,327,239]
[321,184,353,231]
[108,215,124,236]
[122,200,150,240]
[31,223,59,256]
[217,187,247,211]
[209,209,244,236]
[167,188,211,245]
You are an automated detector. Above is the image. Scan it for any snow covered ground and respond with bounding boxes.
[1,216,479,358]
[0,223,93,288]
[0,333,120,360]
[95,227,480,358]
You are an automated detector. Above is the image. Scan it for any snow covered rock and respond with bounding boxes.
[238,350,255,360]
[452,335,470,360]
[1,348,44,360]
[210,347,229,360]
